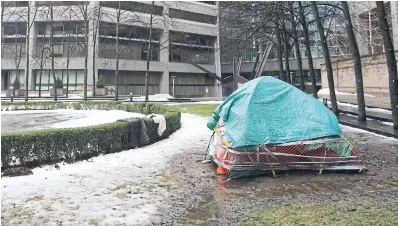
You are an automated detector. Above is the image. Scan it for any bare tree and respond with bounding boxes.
[311,1,338,114]
[114,1,121,101]
[50,2,57,101]
[282,19,291,84]
[92,5,101,97]
[376,2,398,129]
[298,2,317,98]
[341,1,366,121]
[290,2,304,91]
[144,1,155,102]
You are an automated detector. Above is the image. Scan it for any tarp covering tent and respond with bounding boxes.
[207,76,365,178]
[207,76,341,147]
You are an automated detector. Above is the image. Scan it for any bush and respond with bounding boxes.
[1,102,181,169]
[54,78,63,89]
[13,79,21,89]
[96,77,105,88]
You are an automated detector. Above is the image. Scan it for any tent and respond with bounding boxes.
[207,77,365,178]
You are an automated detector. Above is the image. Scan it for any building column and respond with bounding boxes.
[87,1,99,91]
[214,1,223,99]
[391,1,398,48]
[27,1,36,90]
[159,5,170,95]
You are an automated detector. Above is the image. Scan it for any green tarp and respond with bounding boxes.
[207,76,341,147]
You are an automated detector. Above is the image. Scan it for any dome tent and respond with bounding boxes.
[206,76,365,178]
[207,76,341,147]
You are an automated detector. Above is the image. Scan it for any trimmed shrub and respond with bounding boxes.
[96,77,105,88]
[13,79,21,89]
[54,78,63,89]
[1,102,181,169]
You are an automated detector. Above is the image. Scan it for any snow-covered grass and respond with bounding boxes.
[324,100,392,115]
[1,110,145,133]
[1,114,212,226]
[317,88,376,97]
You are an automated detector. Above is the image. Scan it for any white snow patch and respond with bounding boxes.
[324,100,392,115]
[341,124,398,142]
[1,110,145,129]
[1,114,212,225]
[318,88,376,97]
[48,110,145,128]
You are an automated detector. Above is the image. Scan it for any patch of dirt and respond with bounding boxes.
[157,130,398,225]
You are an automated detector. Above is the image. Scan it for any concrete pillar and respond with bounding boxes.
[87,1,99,90]
[26,1,37,91]
[159,5,170,95]
[391,1,398,49]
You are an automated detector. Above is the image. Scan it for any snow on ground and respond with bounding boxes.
[1,114,212,226]
[48,110,144,129]
[341,124,398,142]
[2,110,144,129]
[317,88,376,97]
[324,100,392,115]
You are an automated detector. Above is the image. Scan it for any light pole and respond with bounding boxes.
[171,76,176,98]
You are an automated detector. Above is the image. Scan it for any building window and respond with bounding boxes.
[169,72,215,98]
[169,31,215,64]
[100,1,163,16]
[3,1,28,7]
[34,69,85,91]
[5,70,25,89]
[2,22,27,36]
[169,9,217,24]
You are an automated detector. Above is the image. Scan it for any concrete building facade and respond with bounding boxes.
[1,1,222,98]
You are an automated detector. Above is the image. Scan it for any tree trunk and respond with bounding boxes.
[290,2,304,91]
[50,4,57,101]
[376,2,398,129]
[311,1,338,114]
[145,1,155,102]
[114,1,121,101]
[39,69,42,97]
[24,3,30,101]
[83,5,88,101]
[66,41,70,98]
[276,26,285,81]
[282,21,291,84]
[298,2,317,98]
[342,1,366,121]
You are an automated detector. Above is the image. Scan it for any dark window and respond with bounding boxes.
[36,1,87,6]
[100,1,163,16]
[198,1,216,5]
[4,1,28,7]
[99,22,160,41]
[169,9,216,24]
[2,22,27,36]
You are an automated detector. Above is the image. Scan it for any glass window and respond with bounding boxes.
[169,9,216,24]
[76,70,85,84]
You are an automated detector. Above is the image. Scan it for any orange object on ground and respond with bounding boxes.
[216,165,228,175]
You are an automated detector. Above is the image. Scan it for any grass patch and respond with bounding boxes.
[115,193,126,199]
[26,195,43,202]
[177,104,218,117]
[248,198,398,226]
[89,219,100,226]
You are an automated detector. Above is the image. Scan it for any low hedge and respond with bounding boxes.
[1,101,181,169]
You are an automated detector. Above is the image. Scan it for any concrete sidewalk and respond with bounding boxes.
[318,93,392,110]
